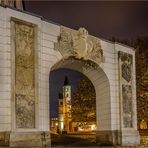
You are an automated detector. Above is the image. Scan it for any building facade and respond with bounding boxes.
[0,4,140,147]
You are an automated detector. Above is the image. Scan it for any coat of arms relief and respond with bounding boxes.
[118,51,133,128]
[13,21,35,128]
[55,26,103,65]
[119,51,133,83]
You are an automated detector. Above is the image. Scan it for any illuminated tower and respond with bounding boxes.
[63,76,71,133]
[58,93,64,133]
[58,76,72,133]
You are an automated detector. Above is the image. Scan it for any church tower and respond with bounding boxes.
[58,76,72,133]
[63,76,72,132]
[58,93,64,133]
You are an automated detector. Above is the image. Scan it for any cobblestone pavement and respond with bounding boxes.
[51,133,148,148]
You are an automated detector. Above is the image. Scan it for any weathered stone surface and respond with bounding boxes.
[122,85,133,128]
[96,130,119,146]
[14,21,35,128]
[121,129,140,146]
[122,63,132,82]
[118,51,133,128]
[118,51,140,145]
[118,51,132,83]
[0,131,50,147]
[0,6,140,147]
[55,26,103,65]
[10,132,50,147]
[0,132,10,146]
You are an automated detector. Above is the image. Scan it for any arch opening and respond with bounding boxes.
[49,58,111,146]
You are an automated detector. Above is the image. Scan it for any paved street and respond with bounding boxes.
[51,132,148,148]
[51,132,97,147]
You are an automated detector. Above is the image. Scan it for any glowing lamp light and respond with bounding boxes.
[61,122,64,130]
[91,124,96,131]
[78,127,83,131]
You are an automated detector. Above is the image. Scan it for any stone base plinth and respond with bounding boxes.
[10,131,51,147]
[0,132,10,146]
[121,129,140,146]
[96,130,140,146]
[96,130,118,146]
[0,131,51,147]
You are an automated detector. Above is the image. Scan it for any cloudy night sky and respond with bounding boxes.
[24,1,148,117]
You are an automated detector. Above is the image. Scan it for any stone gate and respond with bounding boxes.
[0,6,140,147]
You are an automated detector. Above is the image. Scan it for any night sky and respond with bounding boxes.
[24,1,148,117]
[25,1,148,40]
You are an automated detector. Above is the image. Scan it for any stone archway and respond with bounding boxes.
[48,26,140,145]
[49,26,118,145]
[0,6,140,146]
[50,57,112,144]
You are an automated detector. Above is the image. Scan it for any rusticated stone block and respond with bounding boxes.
[96,130,119,146]
[0,132,10,146]
[10,132,50,147]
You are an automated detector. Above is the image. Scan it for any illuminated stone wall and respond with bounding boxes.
[14,21,35,128]
[0,5,140,146]
[118,51,133,128]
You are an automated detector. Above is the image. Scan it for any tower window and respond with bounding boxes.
[64,87,69,92]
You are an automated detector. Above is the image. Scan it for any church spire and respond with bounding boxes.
[63,76,70,86]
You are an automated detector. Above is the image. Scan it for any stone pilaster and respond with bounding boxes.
[118,51,140,146]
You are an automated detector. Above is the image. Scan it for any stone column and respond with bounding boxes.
[9,18,50,147]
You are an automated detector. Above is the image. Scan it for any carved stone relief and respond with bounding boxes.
[118,51,132,83]
[14,22,35,128]
[122,85,132,128]
[55,26,103,65]
[118,51,133,128]
[122,63,131,82]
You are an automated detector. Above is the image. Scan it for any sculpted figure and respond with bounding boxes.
[73,27,93,59]
[56,26,103,64]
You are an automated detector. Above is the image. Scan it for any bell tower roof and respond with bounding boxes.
[63,76,70,86]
